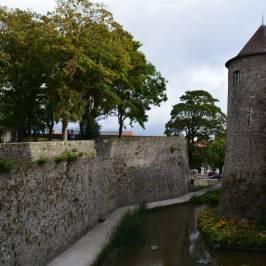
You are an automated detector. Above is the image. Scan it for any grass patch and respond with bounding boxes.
[190,185,208,192]
[190,189,221,205]
[92,207,147,266]
[0,159,15,173]
[54,150,84,163]
[35,157,49,166]
[198,208,266,251]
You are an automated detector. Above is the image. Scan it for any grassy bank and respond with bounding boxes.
[198,208,266,251]
[190,189,221,205]
[92,207,147,266]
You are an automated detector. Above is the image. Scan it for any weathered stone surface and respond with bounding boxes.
[0,137,189,266]
[0,141,95,160]
[220,54,266,219]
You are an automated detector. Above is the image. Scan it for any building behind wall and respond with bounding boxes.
[220,24,266,219]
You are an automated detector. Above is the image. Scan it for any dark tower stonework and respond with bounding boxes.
[220,25,266,219]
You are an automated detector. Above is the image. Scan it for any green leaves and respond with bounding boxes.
[198,208,266,251]
[165,90,226,167]
[110,30,167,137]
[0,1,167,141]
[204,136,225,171]
[0,7,58,139]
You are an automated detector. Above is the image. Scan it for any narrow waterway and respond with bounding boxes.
[116,205,266,266]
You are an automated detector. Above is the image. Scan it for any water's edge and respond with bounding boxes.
[48,185,220,266]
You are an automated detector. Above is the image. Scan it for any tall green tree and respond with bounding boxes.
[165,90,226,168]
[0,7,58,141]
[205,135,225,174]
[49,0,121,140]
[111,29,167,137]
[0,1,167,142]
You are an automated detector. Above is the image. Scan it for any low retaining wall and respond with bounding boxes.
[0,137,189,266]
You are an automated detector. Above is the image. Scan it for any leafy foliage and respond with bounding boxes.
[93,207,147,266]
[165,90,226,167]
[54,150,84,163]
[190,189,221,205]
[0,1,167,141]
[110,32,167,137]
[198,208,266,251]
[190,135,226,171]
[204,136,225,172]
[0,7,57,140]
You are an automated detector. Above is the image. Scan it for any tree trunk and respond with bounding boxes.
[48,122,54,141]
[187,137,194,169]
[79,120,84,139]
[26,118,32,142]
[79,104,91,139]
[62,119,68,141]
[118,113,123,138]
[18,126,25,142]
[33,130,37,142]
[13,128,18,143]
[118,123,123,138]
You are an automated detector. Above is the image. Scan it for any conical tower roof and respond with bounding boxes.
[226,25,266,67]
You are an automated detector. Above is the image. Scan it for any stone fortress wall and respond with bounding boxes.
[221,55,266,219]
[0,137,189,266]
[0,140,96,160]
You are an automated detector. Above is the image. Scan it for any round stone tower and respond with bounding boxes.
[220,25,266,219]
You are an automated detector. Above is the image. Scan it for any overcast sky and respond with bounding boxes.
[0,0,265,135]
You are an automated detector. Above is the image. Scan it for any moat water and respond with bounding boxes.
[116,205,266,266]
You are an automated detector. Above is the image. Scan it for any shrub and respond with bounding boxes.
[93,207,147,266]
[54,153,67,163]
[65,151,79,162]
[190,189,221,205]
[0,159,14,173]
[198,208,266,251]
[36,157,49,166]
[55,150,82,163]
[170,145,176,153]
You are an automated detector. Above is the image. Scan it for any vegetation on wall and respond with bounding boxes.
[35,157,50,166]
[54,150,87,163]
[0,159,14,173]
[0,0,167,141]
[0,149,93,170]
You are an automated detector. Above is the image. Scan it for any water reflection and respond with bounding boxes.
[116,205,266,266]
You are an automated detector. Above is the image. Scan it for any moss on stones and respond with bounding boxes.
[0,159,15,173]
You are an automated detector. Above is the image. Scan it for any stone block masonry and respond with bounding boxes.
[0,137,189,266]
[220,55,266,219]
[0,140,95,160]
[221,25,266,220]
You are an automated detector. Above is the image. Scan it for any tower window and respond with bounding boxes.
[233,70,240,86]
